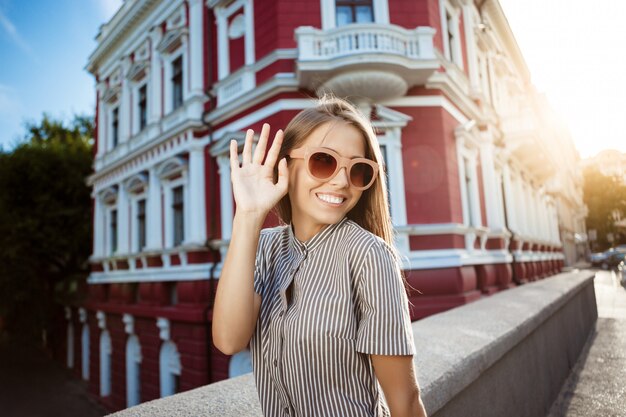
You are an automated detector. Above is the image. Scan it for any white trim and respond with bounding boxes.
[99,330,112,397]
[126,335,142,407]
[159,340,181,398]
[123,313,135,335]
[211,98,314,139]
[380,95,468,124]
[156,317,171,341]
[88,262,214,284]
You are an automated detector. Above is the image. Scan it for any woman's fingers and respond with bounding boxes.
[276,157,288,191]
[253,123,269,165]
[264,129,283,171]
[242,129,254,165]
[229,139,239,171]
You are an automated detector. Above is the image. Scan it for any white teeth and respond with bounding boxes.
[317,193,344,204]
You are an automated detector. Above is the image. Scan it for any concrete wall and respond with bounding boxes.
[109,270,596,417]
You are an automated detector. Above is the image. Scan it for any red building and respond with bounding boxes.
[64,0,566,412]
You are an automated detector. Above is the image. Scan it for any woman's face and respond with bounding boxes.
[288,121,367,241]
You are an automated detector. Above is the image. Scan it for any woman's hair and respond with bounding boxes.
[272,95,395,249]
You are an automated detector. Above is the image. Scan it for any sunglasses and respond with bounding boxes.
[288,147,379,190]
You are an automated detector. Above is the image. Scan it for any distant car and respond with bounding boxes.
[603,251,626,270]
[590,252,609,267]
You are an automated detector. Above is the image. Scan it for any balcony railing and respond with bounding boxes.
[297,23,435,61]
[295,24,438,97]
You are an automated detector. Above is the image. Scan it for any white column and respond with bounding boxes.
[243,0,255,65]
[187,145,207,245]
[117,184,129,254]
[120,58,132,143]
[189,0,204,98]
[217,156,233,240]
[146,167,162,250]
[149,29,163,123]
[216,8,229,80]
[515,178,527,237]
[467,155,482,227]
[552,205,561,243]
[502,165,517,233]
[96,85,106,156]
[94,195,104,257]
[479,142,501,229]
[463,4,479,90]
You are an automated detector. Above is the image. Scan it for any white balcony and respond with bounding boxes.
[295,24,438,101]
[214,68,255,107]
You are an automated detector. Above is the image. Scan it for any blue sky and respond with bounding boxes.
[0,0,121,150]
[1,0,624,158]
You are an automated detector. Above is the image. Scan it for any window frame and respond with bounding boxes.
[321,0,388,30]
[440,0,464,69]
[161,162,191,248]
[110,106,120,149]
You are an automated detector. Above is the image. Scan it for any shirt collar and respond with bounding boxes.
[288,216,349,255]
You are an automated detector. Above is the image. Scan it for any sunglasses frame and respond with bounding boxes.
[288,146,379,190]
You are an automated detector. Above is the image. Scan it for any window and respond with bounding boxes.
[111,107,119,148]
[441,1,463,68]
[138,84,147,131]
[336,0,374,26]
[100,330,112,397]
[172,56,183,110]
[137,199,146,251]
[172,186,184,246]
[110,209,118,254]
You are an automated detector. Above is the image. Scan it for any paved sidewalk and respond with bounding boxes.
[547,269,626,417]
[0,340,107,417]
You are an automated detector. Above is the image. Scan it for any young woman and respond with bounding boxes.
[212,97,427,417]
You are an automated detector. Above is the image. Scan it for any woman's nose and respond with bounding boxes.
[329,166,350,187]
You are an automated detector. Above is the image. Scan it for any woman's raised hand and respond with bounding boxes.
[229,123,288,217]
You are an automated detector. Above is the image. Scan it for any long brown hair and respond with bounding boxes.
[272,95,396,250]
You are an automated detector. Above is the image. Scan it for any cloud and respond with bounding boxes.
[0,8,37,62]
[96,0,124,21]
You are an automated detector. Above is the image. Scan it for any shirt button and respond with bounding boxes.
[278,311,284,317]
[273,359,278,367]
[284,407,289,415]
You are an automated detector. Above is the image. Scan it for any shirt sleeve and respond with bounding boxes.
[253,231,268,296]
[355,240,415,356]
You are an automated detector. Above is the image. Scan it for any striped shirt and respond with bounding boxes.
[250,216,415,417]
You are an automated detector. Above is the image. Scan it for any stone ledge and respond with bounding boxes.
[110,270,595,416]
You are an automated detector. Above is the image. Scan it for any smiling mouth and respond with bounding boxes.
[316,193,346,205]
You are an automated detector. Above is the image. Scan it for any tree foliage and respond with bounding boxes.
[583,167,626,251]
[0,115,93,340]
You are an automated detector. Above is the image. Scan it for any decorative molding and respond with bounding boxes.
[96,311,107,329]
[79,308,87,323]
[156,317,170,341]
[123,313,135,334]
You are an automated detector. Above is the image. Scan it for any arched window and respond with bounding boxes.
[159,341,181,397]
[126,335,142,407]
[81,324,90,380]
[228,349,252,378]
[100,330,112,396]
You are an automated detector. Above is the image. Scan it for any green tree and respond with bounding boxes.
[583,167,626,251]
[0,115,93,341]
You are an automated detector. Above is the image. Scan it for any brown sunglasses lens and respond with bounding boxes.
[309,151,374,188]
[350,162,374,187]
